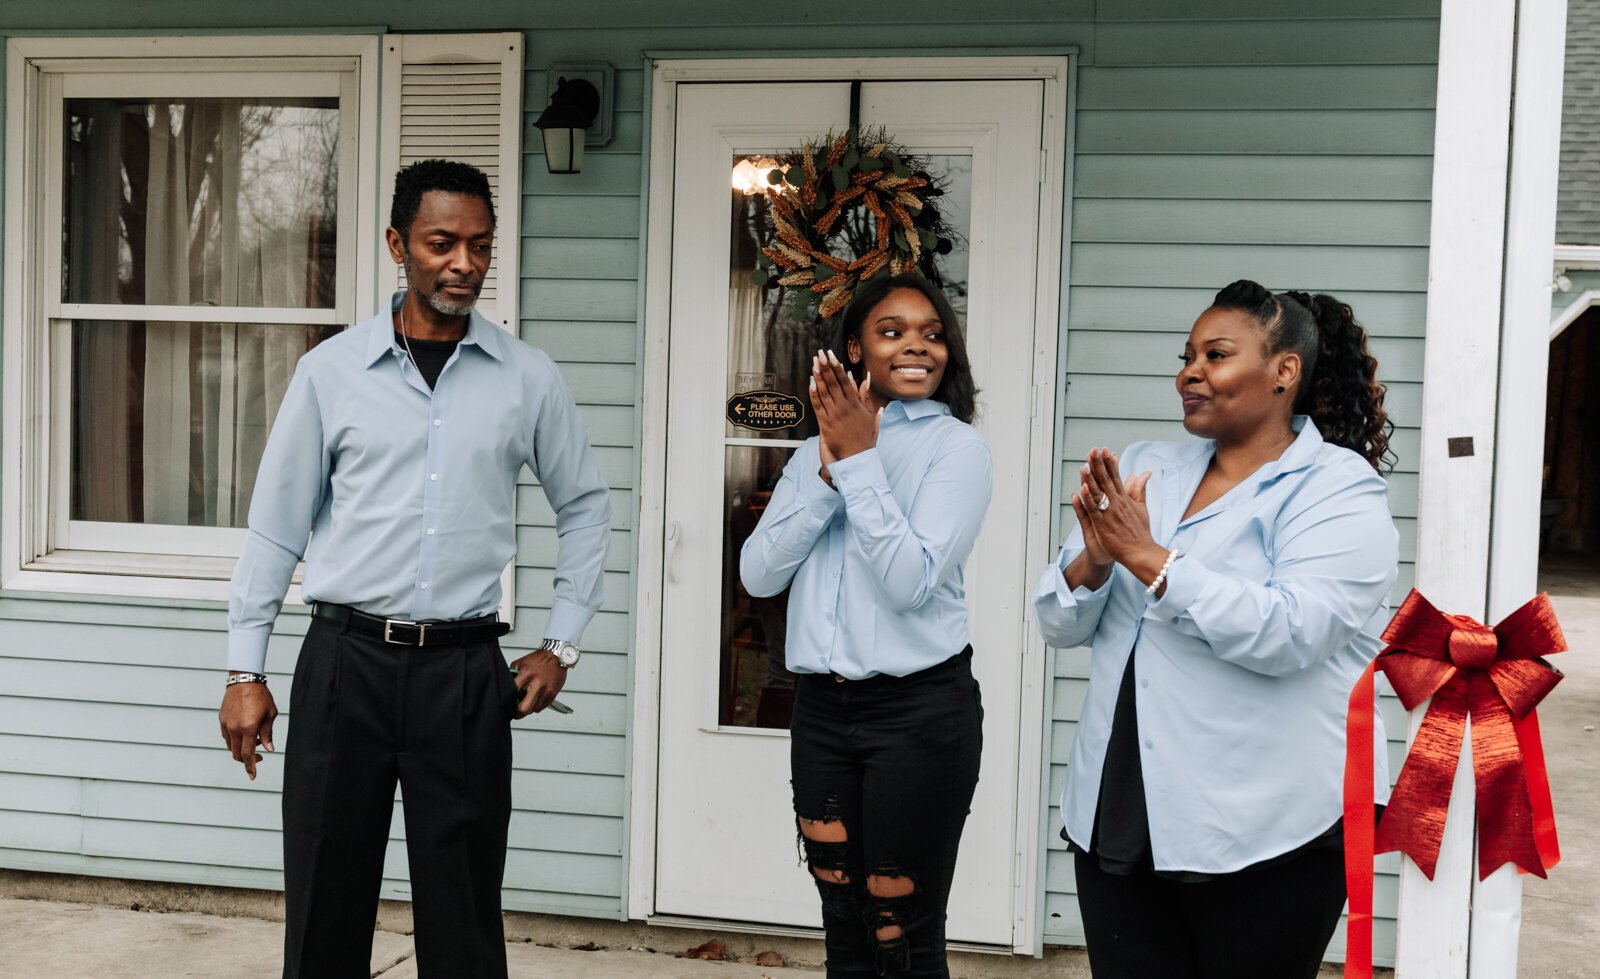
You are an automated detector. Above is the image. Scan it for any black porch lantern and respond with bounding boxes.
[534,76,600,175]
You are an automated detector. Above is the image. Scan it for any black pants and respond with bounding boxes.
[1073,845,1348,979]
[790,649,983,978]
[281,618,518,978]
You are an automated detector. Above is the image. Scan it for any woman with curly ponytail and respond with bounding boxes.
[1031,279,1400,977]
[1276,290,1395,472]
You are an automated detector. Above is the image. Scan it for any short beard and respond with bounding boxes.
[402,253,479,317]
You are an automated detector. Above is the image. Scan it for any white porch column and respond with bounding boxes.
[1478,0,1571,975]
[1404,0,1568,976]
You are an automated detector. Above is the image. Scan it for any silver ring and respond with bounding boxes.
[1096,495,1111,512]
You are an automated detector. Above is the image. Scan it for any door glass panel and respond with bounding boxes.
[717,152,973,729]
[720,444,796,728]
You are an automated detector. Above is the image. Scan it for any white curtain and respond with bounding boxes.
[725,270,768,492]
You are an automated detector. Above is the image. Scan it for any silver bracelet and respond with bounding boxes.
[1146,550,1180,596]
[226,672,268,686]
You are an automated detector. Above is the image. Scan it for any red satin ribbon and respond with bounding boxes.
[1342,590,1566,979]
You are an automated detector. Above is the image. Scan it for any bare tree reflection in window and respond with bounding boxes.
[64,97,342,528]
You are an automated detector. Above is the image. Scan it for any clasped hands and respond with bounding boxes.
[809,349,881,486]
[1067,447,1169,590]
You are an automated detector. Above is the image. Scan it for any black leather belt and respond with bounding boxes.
[802,645,974,687]
[313,602,510,647]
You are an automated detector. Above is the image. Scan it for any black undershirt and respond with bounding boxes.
[395,332,460,390]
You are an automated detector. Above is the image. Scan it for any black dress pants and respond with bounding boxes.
[790,649,983,979]
[1073,844,1349,979]
[281,618,518,978]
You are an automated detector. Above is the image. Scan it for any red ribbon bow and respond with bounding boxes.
[1342,590,1566,978]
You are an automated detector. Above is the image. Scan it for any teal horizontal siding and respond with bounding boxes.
[522,238,641,280]
[1098,0,1438,19]
[1076,154,1435,201]
[524,196,642,239]
[519,278,637,321]
[1092,19,1440,66]
[1076,109,1435,155]
[1068,243,1429,292]
[1072,199,1432,247]
[1077,65,1438,110]
[1066,286,1427,336]
[522,320,640,362]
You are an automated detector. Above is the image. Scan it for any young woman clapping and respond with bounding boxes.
[741,274,990,978]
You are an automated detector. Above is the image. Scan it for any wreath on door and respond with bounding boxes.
[752,129,959,319]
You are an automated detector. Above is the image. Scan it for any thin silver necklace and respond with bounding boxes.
[397,304,424,379]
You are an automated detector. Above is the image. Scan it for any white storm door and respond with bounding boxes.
[655,79,1044,946]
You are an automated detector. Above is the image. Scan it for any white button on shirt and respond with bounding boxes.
[1034,418,1398,874]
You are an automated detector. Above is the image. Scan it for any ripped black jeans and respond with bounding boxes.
[791,648,983,978]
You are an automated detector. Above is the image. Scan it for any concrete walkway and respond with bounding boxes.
[1518,565,1600,978]
[0,897,821,978]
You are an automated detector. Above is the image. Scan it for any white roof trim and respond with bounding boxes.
[1551,289,1600,340]
[1554,244,1600,268]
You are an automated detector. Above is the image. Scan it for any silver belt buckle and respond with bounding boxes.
[383,619,426,646]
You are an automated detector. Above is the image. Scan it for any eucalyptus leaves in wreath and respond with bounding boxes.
[753,128,959,319]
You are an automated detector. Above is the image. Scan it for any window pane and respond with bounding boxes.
[64,98,339,308]
[70,320,339,527]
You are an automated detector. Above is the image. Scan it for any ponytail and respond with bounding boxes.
[1281,292,1394,472]
[1211,280,1395,472]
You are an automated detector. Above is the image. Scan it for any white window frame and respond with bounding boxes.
[2,36,380,601]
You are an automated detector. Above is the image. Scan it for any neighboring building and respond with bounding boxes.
[1550,0,1600,553]
[0,0,1563,970]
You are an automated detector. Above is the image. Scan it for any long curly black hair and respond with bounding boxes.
[1211,279,1395,472]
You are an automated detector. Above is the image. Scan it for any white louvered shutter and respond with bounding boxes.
[378,33,523,329]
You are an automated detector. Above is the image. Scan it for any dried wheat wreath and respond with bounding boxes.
[753,129,957,319]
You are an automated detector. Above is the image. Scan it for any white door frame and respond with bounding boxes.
[629,55,1069,954]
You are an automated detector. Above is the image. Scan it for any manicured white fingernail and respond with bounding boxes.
[827,350,840,364]
[809,376,816,389]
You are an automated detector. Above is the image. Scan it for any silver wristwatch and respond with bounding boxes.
[539,638,580,669]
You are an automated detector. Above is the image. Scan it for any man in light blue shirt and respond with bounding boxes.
[217,160,609,977]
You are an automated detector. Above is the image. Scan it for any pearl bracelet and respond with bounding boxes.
[1146,549,1180,596]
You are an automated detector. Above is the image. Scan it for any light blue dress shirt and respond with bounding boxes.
[740,398,993,680]
[1034,417,1397,873]
[227,293,611,674]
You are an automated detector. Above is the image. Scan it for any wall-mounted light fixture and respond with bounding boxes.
[534,76,600,175]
